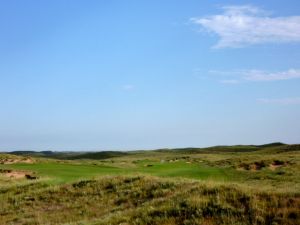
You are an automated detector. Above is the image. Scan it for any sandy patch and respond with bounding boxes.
[5,171,27,179]
[0,169,38,179]
[0,158,34,165]
[269,160,286,171]
[269,164,281,171]
[237,161,266,171]
[23,158,34,163]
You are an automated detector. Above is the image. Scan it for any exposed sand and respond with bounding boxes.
[269,164,284,171]
[0,169,37,179]
[4,171,27,179]
[0,158,34,165]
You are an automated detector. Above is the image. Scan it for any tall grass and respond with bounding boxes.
[0,176,299,225]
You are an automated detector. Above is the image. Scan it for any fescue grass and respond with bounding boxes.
[0,176,299,225]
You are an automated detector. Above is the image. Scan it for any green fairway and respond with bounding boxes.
[0,162,123,184]
[0,160,232,184]
[133,160,230,180]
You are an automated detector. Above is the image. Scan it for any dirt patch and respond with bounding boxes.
[23,158,34,164]
[238,160,288,171]
[269,164,281,171]
[144,164,153,167]
[238,161,267,171]
[269,160,287,171]
[0,169,38,180]
[5,171,27,179]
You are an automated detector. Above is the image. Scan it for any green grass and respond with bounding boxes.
[134,160,231,180]
[0,162,122,184]
[0,160,233,184]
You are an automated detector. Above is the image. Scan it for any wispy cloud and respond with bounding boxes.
[258,97,300,105]
[191,5,300,48]
[209,69,300,83]
[220,79,239,84]
[243,69,300,81]
[122,84,135,91]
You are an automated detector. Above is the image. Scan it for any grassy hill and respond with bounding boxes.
[0,143,299,224]
[1,176,299,225]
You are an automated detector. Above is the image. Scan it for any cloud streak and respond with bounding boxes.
[210,69,300,83]
[258,97,300,105]
[191,5,300,48]
[243,69,300,81]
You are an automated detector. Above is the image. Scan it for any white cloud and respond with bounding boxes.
[209,69,300,83]
[258,97,300,105]
[191,5,300,48]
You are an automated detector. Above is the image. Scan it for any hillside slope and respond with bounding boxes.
[1,176,299,225]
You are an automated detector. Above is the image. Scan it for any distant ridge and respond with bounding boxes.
[7,143,300,160]
[255,142,286,148]
[9,150,128,160]
[155,142,288,153]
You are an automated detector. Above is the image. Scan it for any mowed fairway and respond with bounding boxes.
[133,160,230,180]
[0,160,231,184]
[0,162,122,184]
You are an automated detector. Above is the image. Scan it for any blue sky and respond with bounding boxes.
[1,0,300,151]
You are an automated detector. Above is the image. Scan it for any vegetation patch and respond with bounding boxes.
[0,154,34,165]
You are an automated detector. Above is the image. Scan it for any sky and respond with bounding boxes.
[1,0,300,151]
